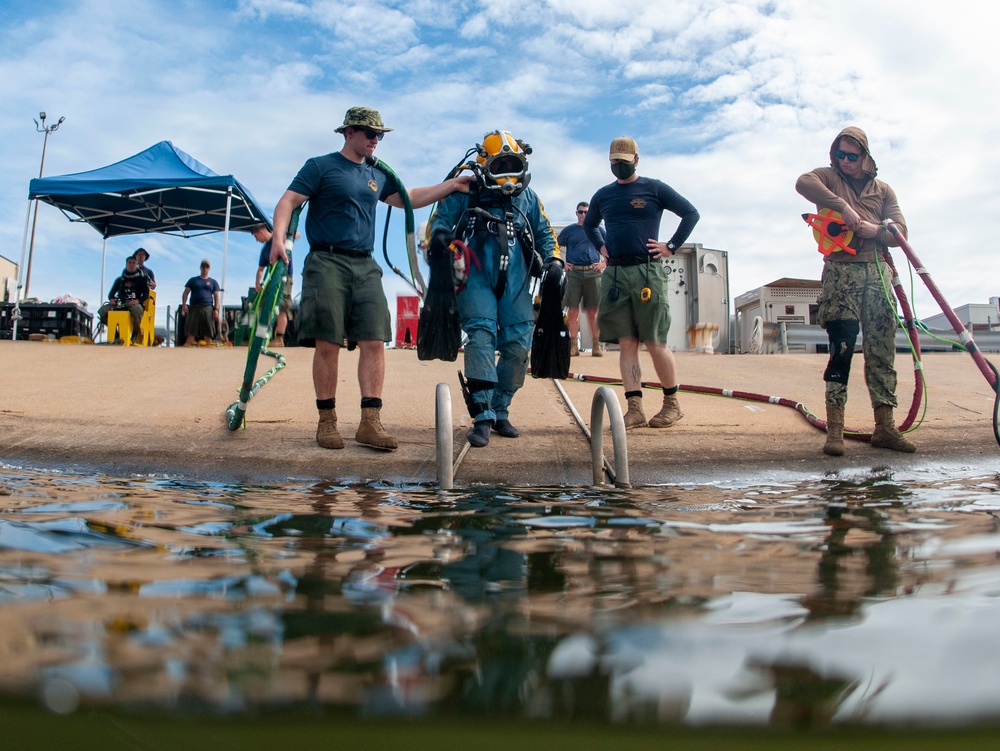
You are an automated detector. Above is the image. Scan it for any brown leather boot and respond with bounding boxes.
[316,409,344,450]
[623,395,647,429]
[871,405,916,453]
[649,393,683,428]
[570,340,580,357]
[591,338,603,357]
[823,405,845,456]
[355,407,399,450]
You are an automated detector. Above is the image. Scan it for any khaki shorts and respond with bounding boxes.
[297,251,391,346]
[597,262,671,344]
[563,268,602,310]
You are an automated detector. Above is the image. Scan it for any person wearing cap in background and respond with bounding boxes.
[796,126,915,456]
[583,136,700,431]
[181,259,221,346]
[559,201,606,357]
[132,247,155,290]
[253,223,294,347]
[269,105,471,452]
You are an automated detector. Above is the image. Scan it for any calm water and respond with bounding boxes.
[2,460,1000,728]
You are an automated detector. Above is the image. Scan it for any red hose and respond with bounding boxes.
[884,221,998,391]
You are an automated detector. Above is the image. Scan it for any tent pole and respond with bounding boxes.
[219,186,233,342]
[100,237,108,303]
[11,199,34,341]
[100,237,108,342]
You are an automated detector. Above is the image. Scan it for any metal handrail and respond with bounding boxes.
[435,382,454,489]
[589,386,631,488]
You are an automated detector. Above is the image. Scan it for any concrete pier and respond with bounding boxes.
[1,340,998,485]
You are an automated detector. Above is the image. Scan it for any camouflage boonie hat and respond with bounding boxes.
[335,106,393,134]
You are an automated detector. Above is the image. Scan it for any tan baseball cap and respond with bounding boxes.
[609,136,638,160]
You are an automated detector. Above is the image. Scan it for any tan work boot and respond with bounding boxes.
[870,405,916,453]
[823,405,845,456]
[570,340,580,357]
[271,335,285,347]
[648,393,683,428]
[356,407,399,450]
[623,395,647,429]
[316,408,345,450]
[592,338,603,357]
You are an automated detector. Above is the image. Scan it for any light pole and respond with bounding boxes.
[24,111,65,298]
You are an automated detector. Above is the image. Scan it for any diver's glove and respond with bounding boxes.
[542,257,565,294]
[428,231,454,261]
[542,257,565,277]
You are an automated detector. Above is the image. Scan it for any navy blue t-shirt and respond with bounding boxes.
[257,239,272,269]
[583,177,699,259]
[185,276,220,306]
[287,152,396,253]
[557,223,605,265]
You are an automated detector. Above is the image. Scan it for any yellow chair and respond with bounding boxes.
[106,310,135,345]
[139,291,156,346]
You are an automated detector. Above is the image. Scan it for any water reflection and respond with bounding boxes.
[1,462,1000,726]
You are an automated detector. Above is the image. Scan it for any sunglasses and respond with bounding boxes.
[576,209,587,214]
[835,149,861,163]
[357,127,384,141]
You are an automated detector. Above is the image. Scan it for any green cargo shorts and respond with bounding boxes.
[597,261,671,344]
[563,268,602,310]
[297,251,391,346]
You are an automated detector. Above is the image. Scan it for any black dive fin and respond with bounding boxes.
[530,264,570,379]
[417,243,461,361]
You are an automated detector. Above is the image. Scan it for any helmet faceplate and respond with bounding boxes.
[475,130,531,196]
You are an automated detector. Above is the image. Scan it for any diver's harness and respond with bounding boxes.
[437,146,544,301]
[457,190,543,300]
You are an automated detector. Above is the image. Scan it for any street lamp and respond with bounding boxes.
[23,111,65,298]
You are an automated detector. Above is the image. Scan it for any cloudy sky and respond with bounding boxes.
[2,0,998,335]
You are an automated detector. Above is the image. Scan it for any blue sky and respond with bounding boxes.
[2,0,998,331]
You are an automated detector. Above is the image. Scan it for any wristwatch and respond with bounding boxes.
[666,242,677,252]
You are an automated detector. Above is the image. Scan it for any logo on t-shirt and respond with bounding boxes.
[631,199,647,209]
[368,179,378,192]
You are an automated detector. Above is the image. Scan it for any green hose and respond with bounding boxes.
[369,157,425,297]
[225,207,300,430]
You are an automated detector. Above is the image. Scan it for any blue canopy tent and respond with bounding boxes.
[21,140,271,339]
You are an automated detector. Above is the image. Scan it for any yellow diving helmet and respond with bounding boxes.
[475,130,532,196]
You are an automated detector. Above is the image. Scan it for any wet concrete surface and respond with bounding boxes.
[1,340,998,485]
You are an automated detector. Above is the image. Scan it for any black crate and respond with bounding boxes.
[1,302,93,340]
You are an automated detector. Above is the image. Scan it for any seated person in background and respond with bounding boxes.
[181,259,222,345]
[132,247,156,290]
[98,255,150,344]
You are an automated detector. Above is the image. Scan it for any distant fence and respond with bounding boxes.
[765,321,1000,354]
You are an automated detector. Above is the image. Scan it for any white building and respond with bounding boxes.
[920,298,1000,333]
[733,278,822,354]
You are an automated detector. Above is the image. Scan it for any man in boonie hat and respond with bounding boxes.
[131,247,155,289]
[582,135,700,433]
[268,106,472,452]
[334,106,393,135]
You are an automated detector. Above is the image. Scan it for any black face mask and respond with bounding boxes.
[611,161,636,180]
